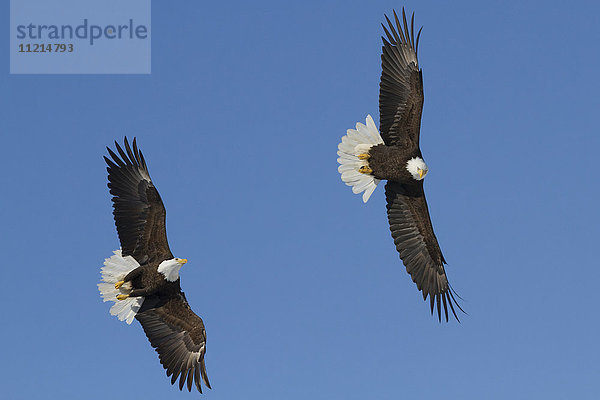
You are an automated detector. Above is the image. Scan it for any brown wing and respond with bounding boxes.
[136,294,211,393]
[379,9,424,149]
[104,138,173,264]
[385,181,463,322]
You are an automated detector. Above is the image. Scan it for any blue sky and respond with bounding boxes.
[1,0,599,398]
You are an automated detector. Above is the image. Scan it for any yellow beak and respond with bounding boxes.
[418,169,426,179]
[178,258,188,264]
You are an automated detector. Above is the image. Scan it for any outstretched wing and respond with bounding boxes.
[379,9,424,149]
[104,138,173,264]
[385,181,463,322]
[136,295,211,393]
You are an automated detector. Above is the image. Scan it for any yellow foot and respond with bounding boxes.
[358,166,373,174]
[116,294,129,301]
[357,153,370,160]
[115,281,125,289]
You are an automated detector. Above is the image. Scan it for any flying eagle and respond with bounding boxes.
[337,9,464,322]
[98,138,211,392]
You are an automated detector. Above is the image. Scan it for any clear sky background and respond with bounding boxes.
[1,1,599,399]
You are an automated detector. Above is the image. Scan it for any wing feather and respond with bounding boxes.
[385,181,463,322]
[379,9,424,149]
[105,137,172,264]
[136,295,211,393]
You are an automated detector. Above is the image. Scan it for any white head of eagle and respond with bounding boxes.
[406,157,429,181]
[158,257,188,282]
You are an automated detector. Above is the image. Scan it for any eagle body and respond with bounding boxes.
[368,144,422,182]
[126,263,181,297]
[337,9,463,322]
[98,138,211,393]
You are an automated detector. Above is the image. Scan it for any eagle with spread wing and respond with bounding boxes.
[98,138,211,392]
[337,9,464,322]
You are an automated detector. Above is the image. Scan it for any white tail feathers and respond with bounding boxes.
[98,250,144,325]
[337,115,384,202]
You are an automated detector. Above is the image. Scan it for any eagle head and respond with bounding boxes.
[406,157,428,181]
[158,258,188,282]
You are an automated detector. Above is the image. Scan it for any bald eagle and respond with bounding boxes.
[98,138,211,392]
[337,9,464,322]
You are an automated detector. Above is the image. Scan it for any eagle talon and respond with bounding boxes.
[115,281,125,289]
[358,166,373,174]
[357,153,370,160]
[116,294,129,301]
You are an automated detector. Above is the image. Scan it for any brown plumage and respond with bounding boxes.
[338,9,464,321]
[103,137,211,392]
[373,9,463,322]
